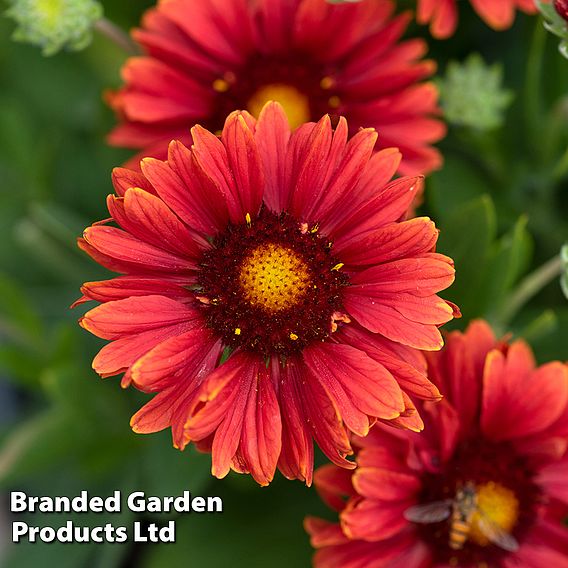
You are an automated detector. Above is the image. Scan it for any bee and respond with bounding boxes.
[403,482,519,552]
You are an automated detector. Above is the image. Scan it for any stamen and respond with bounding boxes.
[331,312,351,333]
[328,95,341,109]
[212,78,230,93]
[320,76,335,90]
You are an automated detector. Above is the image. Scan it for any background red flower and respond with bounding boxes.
[417,0,538,38]
[108,0,445,176]
[307,320,568,567]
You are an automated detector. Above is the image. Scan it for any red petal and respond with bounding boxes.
[80,295,199,340]
[340,498,411,541]
[335,217,438,267]
[304,517,348,548]
[328,176,424,242]
[112,188,204,258]
[76,277,192,305]
[188,353,280,484]
[294,358,355,470]
[82,225,196,273]
[130,328,222,392]
[276,360,314,485]
[240,362,282,486]
[221,111,264,220]
[255,102,292,212]
[482,350,568,441]
[316,127,378,223]
[190,125,244,225]
[166,140,230,234]
[352,466,420,502]
[289,115,334,220]
[112,167,157,197]
[92,323,193,378]
[313,462,356,512]
[130,387,179,436]
[537,458,568,505]
[340,325,438,401]
[304,343,405,436]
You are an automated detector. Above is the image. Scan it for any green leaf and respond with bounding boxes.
[484,215,533,319]
[436,195,496,319]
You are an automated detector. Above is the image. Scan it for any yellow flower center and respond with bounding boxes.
[239,243,311,313]
[248,84,310,129]
[469,481,519,547]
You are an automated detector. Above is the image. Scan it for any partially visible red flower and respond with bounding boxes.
[556,0,568,22]
[306,320,568,566]
[417,0,538,39]
[77,103,458,486]
[107,0,445,176]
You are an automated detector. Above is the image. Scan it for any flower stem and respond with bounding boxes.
[94,18,140,55]
[524,19,547,157]
[499,254,563,326]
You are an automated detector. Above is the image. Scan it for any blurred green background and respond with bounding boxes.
[0,1,566,566]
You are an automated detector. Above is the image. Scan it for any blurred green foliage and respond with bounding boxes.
[0,1,567,566]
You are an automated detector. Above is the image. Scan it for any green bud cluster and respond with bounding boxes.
[6,0,103,56]
[438,54,514,131]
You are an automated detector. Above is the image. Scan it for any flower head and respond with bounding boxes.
[107,0,445,176]
[417,0,537,39]
[307,320,568,566]
[77,104,457,486]
[6,0,102,56]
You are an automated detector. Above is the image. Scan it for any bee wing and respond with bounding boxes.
[404,500,453,524]
[476,515,520,552]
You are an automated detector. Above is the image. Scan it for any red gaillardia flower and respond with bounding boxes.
[306,320,568,567]
[77,103,458,486]
[417,0,538,39]
[107,0,445,176]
